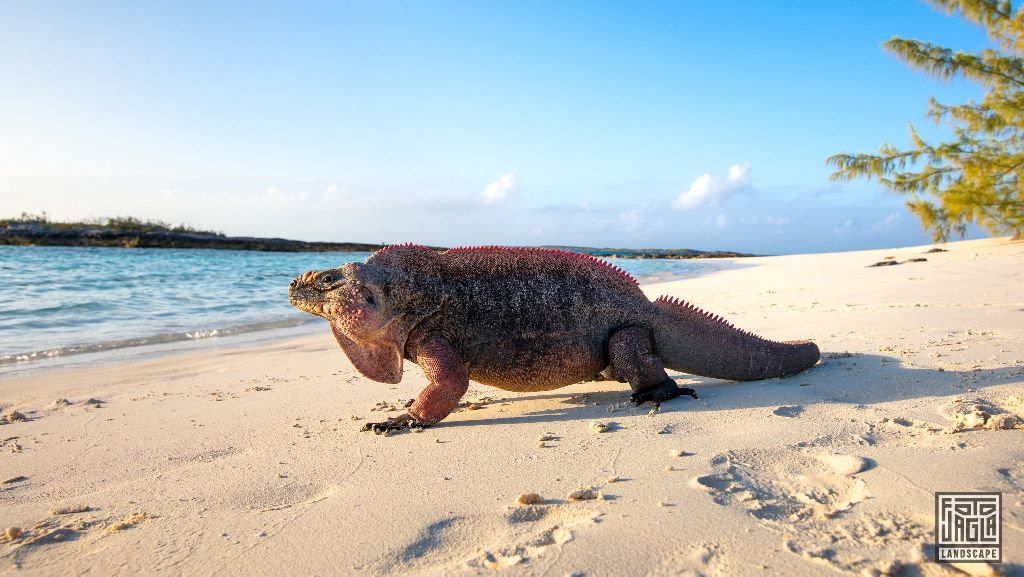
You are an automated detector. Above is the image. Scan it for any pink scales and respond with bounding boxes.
[369,243,642,294]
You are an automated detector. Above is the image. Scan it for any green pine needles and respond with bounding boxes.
[828,0,1024,241]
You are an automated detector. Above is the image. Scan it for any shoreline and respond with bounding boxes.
[0,322,329,380]
[0,257,740,376]
[1,237,1020,575]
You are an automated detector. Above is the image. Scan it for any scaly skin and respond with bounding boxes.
[288,244,820,432]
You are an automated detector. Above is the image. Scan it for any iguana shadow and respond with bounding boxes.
[440,353,1023,428]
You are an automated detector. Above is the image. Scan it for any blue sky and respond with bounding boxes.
[0,1,995,253]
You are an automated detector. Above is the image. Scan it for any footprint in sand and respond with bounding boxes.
[692,447,934,575]
[940,395,1024,432]
[693,448,867,522]
[368,503,600,574]
[649,541,729,577]
[0,505,156,572]
[815,453,872,476]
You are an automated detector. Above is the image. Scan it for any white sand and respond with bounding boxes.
[1,237,1021,576]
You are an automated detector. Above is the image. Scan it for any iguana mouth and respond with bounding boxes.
[288,271,331,317]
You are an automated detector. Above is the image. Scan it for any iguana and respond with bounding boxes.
[288,245,820,432]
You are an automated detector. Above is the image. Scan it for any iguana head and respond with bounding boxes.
[288,262,435,384]
[289,262,389,341]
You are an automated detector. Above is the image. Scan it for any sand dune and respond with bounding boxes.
[1,237,1021,575]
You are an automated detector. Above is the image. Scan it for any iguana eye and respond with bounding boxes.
[365,294,375,305]
[318,274,336,286]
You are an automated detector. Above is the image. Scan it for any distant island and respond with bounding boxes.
[0,213,753,258]
[542,245,753,259]
[0,214,388,253]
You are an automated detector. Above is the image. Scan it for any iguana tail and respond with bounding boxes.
[650,296,820,381]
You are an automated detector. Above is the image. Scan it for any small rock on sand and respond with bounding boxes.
[107,512,150,533]
[985,413,1022,430]
[589,421,610,433]
[1,411,27,424]
[516,493,543,506]
[50,505,92,515]
[962,410,989,429]
[2,527,23,542]
[567,488,599,501]
[817,453,871,476]
[606,475,622,483]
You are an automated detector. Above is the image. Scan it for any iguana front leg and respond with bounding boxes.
[362,334,468,434]
[606,326,698,406]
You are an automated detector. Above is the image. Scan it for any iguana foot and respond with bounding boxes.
[361,413,428,435]
[630,378,698,406]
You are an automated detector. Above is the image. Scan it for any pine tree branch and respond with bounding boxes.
[885,38,1024,88]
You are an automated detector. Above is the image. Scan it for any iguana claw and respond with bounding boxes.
[361,413,428,435]
[630,378,698,406]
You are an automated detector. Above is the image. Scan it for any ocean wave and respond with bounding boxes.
[0,317,316,366]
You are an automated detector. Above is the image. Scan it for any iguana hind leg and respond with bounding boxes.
[606,326,698,406]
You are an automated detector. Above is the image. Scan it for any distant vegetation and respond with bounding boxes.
[1,212,225,236]
[0,213,384,252]
[829,0,1024,241]
[1,213,751,257]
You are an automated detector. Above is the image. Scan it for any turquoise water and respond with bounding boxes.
[0,246,735,366]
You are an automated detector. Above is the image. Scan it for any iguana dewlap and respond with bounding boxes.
[288,245,819,432]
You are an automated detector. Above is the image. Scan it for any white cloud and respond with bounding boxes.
[321,183,340,200]
[832,218,856,236]
[833,212,901,237]
[482,173,519,204]
[263,185,307,204]
[869,211,901,233]
[739,215,791,228]
[617,202,651,232]
[673,164,751,210]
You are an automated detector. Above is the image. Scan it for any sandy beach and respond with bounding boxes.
[1,237,1022,576]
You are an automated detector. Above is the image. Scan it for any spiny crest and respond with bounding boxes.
[654,295,770,341]
[444,245,640,289]
[367,243,442,272]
